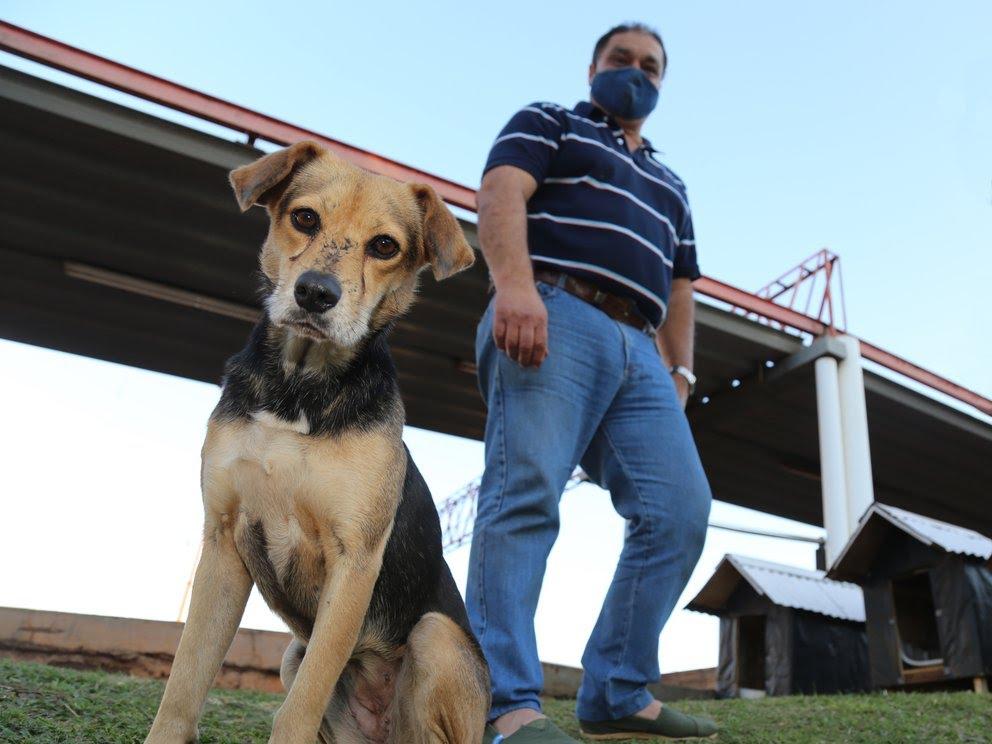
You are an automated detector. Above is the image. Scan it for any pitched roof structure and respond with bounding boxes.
[688,554,865,623]
[829,503,992,581]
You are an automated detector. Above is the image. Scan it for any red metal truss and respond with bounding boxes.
[694,276,827,336]
[755,248,846,331]
[2,21,990,418]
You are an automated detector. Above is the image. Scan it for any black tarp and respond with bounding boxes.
[717,617,737,698]
[963,562,992,676]
[860,557,992,687]
[863,580,903,687]
[792,610,871,694]
[764,605,793,696]
[931,556,981,679]
[715,606,871,696]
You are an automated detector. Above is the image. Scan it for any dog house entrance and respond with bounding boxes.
[892,570,943,672]
[737,615,766,695]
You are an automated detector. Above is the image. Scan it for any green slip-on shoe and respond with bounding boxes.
[579,705,718,740]
[483,718,582,743]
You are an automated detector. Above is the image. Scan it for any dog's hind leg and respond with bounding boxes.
[389,612,490,744]
[145,518,252,744]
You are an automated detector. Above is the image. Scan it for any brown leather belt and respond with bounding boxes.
[533,268,655,336]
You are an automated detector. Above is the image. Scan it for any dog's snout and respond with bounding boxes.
[294,271,342,313]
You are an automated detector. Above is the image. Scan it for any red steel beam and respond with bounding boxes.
[3,22,990,417]
[859,341,992,417]
[0,21,477,211]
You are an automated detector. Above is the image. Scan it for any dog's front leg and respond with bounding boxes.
[269,546,384,744]
[146,517,252,744]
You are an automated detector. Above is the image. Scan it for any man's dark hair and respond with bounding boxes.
[592,22,666,76]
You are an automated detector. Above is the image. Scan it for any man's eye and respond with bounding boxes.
[291,208,320,234]
[366,235,400,260]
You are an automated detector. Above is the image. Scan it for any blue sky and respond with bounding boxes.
[1,1,989,672]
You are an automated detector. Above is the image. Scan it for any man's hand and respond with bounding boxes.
[493,281,548,368]
[476,165,545,368]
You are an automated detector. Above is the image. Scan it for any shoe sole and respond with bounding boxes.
[580,731,718,741]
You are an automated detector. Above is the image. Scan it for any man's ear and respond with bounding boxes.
[410,183,475,280]
[229,140,323,212]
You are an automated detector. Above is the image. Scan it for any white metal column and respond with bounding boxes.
[814,355,849,566]
[837,335,875,533]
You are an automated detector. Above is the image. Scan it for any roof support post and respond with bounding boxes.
[837,335,875,532]
[815,354,849,567]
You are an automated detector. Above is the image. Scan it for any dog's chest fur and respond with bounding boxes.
[201,414,403,639]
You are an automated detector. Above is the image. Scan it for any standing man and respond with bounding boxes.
[469,23,718,743]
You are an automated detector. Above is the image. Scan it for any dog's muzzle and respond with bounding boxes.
[294,270,342,313]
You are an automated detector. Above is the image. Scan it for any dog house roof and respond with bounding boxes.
[688,554,866,623]
[828,503,992,582]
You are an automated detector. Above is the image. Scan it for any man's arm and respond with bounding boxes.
[656,277,695,407]
[476,165,547,368]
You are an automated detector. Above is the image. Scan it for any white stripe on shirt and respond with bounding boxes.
[563,110,612,129]
[543,176,679,243]
[530,255,668,317]
[520,106,561,125]
[560,133,689,211]
[493,132,559,150]
[539,103,617,132]
[527,212,674,268]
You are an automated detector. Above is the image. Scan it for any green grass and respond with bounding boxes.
[0,658,989,743]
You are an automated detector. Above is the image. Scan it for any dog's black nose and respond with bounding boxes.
[294,271,341,313]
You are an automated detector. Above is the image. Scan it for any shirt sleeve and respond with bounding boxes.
[482,103,563,185]
[673,198,701,281]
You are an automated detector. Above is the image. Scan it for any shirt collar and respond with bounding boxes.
[574,101,657,153]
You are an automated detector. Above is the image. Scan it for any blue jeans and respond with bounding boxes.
[466,281,712,722]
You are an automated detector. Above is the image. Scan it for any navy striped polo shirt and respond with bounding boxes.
[483,101,699,327]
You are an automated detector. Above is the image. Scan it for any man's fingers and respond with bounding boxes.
[517,324,535,367]
[533,320,549,367]
[493,316,507,351]
[504,321,521,362]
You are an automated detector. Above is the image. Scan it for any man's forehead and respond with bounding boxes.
[602,31,664,62]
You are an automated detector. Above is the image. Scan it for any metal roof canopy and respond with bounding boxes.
[828,504,992,582]
[688,554,865,623]
[2,59,991,533]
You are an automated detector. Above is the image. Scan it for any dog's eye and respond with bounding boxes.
[291,208,320,234]
[367,235,400,260]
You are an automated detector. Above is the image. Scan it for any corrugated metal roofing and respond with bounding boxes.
[864,504,992,560]
[692,554,866,622]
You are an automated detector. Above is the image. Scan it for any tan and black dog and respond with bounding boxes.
[145,141,490,744]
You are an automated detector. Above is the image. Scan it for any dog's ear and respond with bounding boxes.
[229,141,323,212]
[410,183,475,280]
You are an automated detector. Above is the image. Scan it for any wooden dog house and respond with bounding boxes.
[689,554,870,697]
[828,503,992,692]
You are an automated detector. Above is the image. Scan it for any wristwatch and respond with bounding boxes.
[670,365,697,396]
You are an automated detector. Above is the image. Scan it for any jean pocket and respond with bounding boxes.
[535,280,559,299]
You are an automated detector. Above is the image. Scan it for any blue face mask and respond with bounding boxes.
[590,67,659,121]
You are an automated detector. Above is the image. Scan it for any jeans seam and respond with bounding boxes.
[599,422,650,701]
[476,356,507,650]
